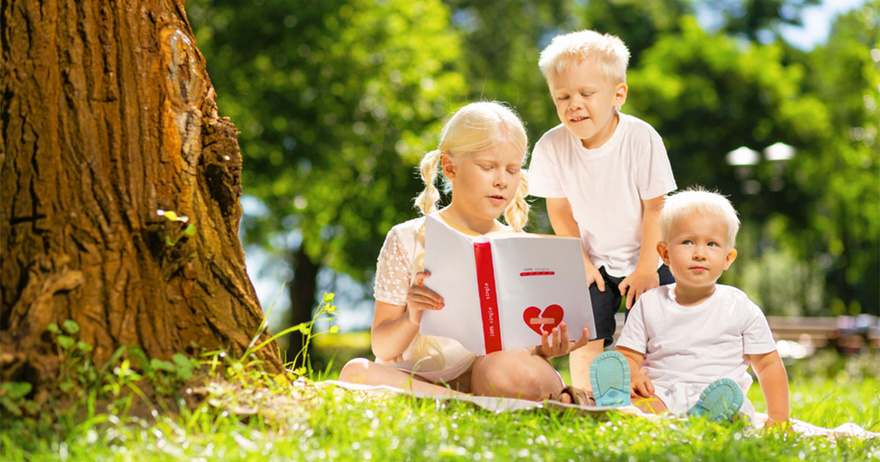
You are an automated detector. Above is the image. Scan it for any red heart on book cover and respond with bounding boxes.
[523,304,564,335]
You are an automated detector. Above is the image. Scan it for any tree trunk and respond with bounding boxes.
[286,245,320,365]
[0,0,282,394]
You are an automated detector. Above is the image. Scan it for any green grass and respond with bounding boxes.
[2,338,878,461]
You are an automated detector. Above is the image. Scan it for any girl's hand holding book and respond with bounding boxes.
[406,271,445,324]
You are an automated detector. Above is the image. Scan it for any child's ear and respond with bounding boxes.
[723,248,737,270]
[656,241,670,265]
[614,82,628,108]
[441,155,456,180]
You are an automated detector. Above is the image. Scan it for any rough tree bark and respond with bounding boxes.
[0,0,282,394]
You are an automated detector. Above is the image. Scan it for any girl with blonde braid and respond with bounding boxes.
[339,102,591,403]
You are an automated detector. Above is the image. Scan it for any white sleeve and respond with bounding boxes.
[634,124,676,200]
[742,301,777,355]
[616,299,648,354]
[527,137,566,198]
[372,227,411,306]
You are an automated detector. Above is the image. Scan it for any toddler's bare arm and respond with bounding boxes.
[748,350,790,426]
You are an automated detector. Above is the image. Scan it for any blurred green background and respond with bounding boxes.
[184,0,879,361]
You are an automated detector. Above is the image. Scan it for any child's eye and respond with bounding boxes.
[682,239,693,245]
[507,168,521,175]
[556,95,569,101]
[581,92,593,97]
[708,242,719,247]
[479,164,493,171]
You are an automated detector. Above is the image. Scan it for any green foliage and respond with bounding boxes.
[790,2,880,314]
[47,321,96,395]
[0,382,36,417]
[623,10,879,315]
[188,0,466,278]
[185,0,878,325]
[241,291,339,378]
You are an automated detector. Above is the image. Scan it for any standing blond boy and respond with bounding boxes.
[528,30,676,389]
[616,188,790,425]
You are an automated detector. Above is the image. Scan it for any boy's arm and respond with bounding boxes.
[546,197,604,291]
[747,350,790,427]
[616,346,653,398]
[619,195,664,309]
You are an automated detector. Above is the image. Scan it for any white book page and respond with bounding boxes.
[492,236,595,351]
[421,215,485,354]
[421,215,595,355]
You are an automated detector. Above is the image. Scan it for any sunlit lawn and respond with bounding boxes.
[2,341,878,461]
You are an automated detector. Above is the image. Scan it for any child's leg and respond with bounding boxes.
[571,269,622,390]
[469,350,565,401]
[570,340,605,390]
[338,358,465,396]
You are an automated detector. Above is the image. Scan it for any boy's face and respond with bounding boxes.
[657,212,737,296]
[548,57,627,150]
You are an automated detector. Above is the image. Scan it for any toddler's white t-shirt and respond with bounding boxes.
[616,284,778,396]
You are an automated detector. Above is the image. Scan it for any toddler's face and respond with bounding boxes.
[548,57,627,149]
[658,212,737,294]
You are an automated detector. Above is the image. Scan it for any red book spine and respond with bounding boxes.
[473,242,502,353]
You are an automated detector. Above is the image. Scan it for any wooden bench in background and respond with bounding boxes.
[612,314,880,353]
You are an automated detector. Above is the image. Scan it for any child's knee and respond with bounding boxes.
[472,352,559,400]
[338,357,372,383]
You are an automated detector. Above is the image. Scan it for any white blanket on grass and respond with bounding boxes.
[319,380,878,440]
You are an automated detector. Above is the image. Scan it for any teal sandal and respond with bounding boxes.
[686,378,743,423]
[590,351,632,407]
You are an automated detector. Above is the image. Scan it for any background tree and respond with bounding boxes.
[1,0,281,396]
[792,2,879,315]
[714,0,821,42]
[624,17,828,315]
[185,0,878,340]
[186,0,467,359]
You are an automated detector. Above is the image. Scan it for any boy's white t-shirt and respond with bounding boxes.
[616,284,778,396]
[528,112,676,277]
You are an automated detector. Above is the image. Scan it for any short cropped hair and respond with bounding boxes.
[538,30,630,86]
[660,187,740,248]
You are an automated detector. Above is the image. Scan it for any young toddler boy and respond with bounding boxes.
[616,188,790,425]
[528,30,677,389]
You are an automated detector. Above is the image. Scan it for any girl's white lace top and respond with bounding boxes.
[372,215,478,379]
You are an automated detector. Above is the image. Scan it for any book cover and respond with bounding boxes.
[421,215,595,355]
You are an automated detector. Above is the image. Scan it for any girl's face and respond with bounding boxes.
[549,57,627,150]
[657,212,737,304]
[442,140,524,230]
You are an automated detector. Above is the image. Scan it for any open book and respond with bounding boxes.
[421,215,595,355]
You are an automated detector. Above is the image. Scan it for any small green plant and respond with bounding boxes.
[47,320,96,395]
[0,382,36,417]
[227,291,339,381]
[157,209,196,246]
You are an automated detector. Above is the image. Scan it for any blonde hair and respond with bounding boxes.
[538,30,630,86]
[414,101,530,232]
[660,187,740,248]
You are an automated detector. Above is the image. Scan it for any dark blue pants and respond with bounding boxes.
[591,265,674,346]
